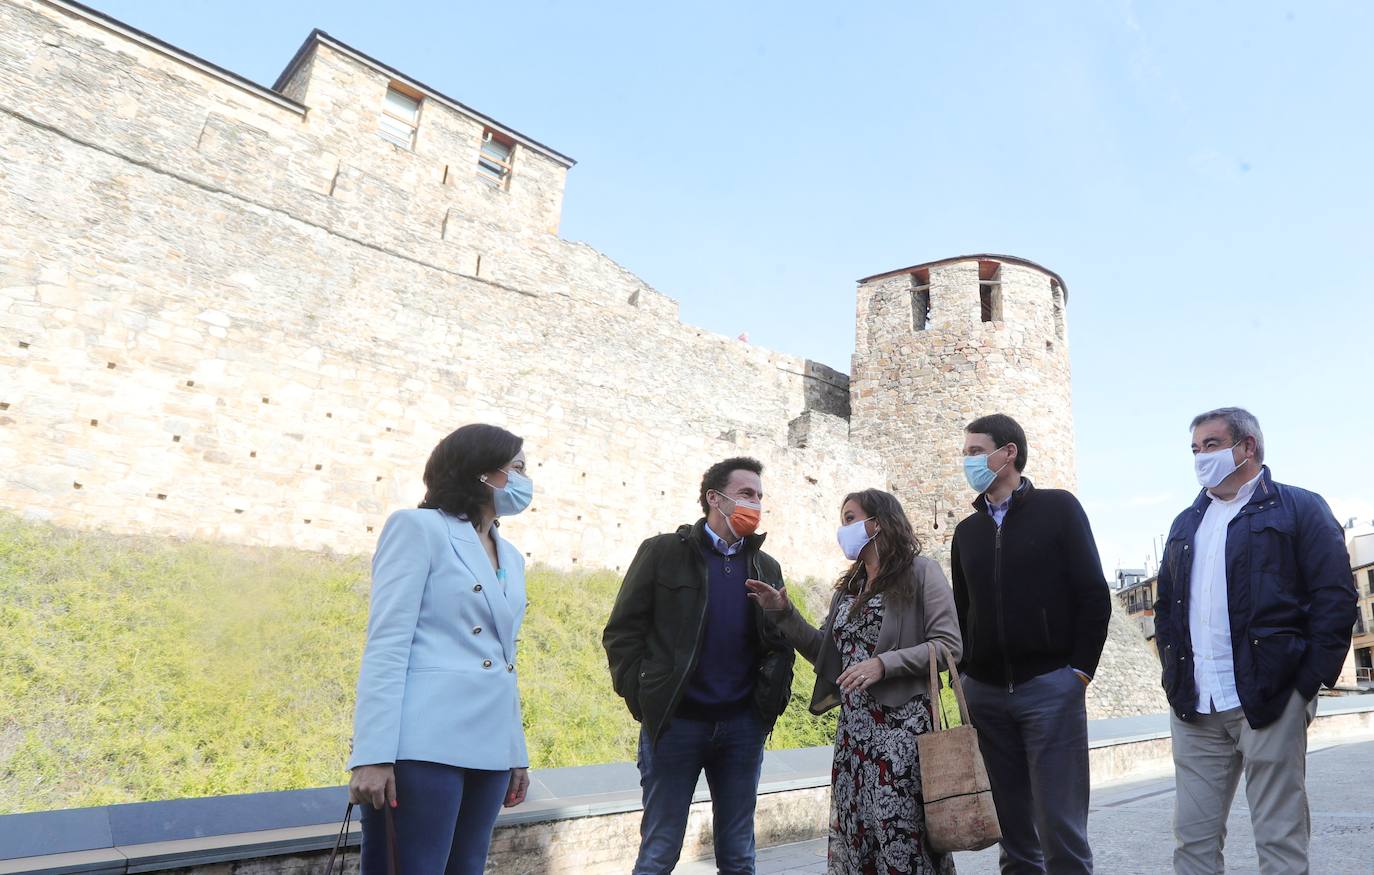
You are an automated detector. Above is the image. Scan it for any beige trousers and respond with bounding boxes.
[1169,690,1319,875]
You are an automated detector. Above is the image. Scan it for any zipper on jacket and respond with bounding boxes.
[994,524,1014,694]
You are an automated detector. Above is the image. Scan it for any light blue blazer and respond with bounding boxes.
[348,508,528,772]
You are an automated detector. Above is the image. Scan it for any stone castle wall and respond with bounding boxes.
[0,0,880,581]
[848,258,1163,715]
[851,259,1076,552]
[0,0,1165,716]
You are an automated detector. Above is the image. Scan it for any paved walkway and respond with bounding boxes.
[679,736,1374,874]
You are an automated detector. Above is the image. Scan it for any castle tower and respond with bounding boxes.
[851,256,1168,718]
[850,255,1076,558]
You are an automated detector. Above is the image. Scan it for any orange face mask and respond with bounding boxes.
[717,493,762,539]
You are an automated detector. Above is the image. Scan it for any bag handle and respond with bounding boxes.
[324,801,400,874]
[926,640,973,732]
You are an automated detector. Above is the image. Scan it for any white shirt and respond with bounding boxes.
[703,521,743,556]
[1189,470,1262,713]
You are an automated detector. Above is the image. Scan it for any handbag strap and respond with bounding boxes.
[384,801,400,875]
[926,640,974,731]
[324,802,353,874]
[324,801,400,874]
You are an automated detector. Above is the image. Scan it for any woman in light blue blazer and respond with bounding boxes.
[347,423,534,874]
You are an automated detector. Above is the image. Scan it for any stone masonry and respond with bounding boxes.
[849,257,1164,716]
[0,0,1163,715]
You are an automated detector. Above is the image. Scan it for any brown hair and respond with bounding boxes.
[418,423,523,522]
[833,488,922,617]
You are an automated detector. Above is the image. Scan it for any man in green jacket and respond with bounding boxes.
[603,456,794,875]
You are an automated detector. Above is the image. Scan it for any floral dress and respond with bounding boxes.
[828,592,955,875]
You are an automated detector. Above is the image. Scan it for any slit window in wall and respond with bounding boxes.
[979,261,1003,323]
[378,84,422,150]
[911,268,931,330]
[477,130,515,188]
[1051,281,1065,340]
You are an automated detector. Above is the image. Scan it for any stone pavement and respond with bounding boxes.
[680,736,1374,874]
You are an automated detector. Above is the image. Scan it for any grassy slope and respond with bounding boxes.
[0,515,843,813]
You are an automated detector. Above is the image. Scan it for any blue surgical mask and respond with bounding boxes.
[485,469,533,516]
[963,447,1010,494]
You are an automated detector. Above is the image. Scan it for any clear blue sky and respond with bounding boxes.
[95,0,1372,574]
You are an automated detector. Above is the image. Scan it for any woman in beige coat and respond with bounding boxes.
[747,488,962,875]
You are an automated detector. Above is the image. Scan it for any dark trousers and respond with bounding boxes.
[359,759,510,875]
[962,666,1093,874]
[633,711,766,875]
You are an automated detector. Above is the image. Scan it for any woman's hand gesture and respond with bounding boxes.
[837,656,887,693]
[505,767,529,808]
[745,578,789,613]
[348,763,397,811]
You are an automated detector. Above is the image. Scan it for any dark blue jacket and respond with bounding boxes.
[1153,467,1357,729]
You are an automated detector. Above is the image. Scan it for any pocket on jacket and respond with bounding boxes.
[1248,515,1297,577]
[1159,642,1179,695]
[1248,627,1306,700]
[636,661,674,718]
[638,659,670,683]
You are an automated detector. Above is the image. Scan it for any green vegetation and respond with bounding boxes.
[0,515,835,813]
[0,514,367,813]
[0,515,958,814]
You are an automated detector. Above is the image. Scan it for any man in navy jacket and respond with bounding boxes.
[1154,407,1356,875]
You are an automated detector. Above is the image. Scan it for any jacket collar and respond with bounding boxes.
[971,477,1034,513]
[680,518,767,554]
[441,511,517,664]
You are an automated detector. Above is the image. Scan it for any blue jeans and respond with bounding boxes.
[633,711,766,875]
[359,759,510,875]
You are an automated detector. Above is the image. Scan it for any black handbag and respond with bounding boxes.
[324,801,399,874]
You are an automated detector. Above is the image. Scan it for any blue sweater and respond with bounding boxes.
[677,545,758,720]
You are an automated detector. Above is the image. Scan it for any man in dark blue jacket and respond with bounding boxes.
[1154,407,1356,875]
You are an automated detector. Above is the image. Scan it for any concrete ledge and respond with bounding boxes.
[1086,695,1374,786]
[3,697,1371,874]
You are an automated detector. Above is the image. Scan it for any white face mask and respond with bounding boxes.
[836,517,876,561]
[1194,442,1241,489]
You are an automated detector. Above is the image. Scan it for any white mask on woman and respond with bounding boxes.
[836,517,876,561]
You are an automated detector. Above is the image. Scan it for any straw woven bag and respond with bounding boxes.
[918,641,1001,853]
